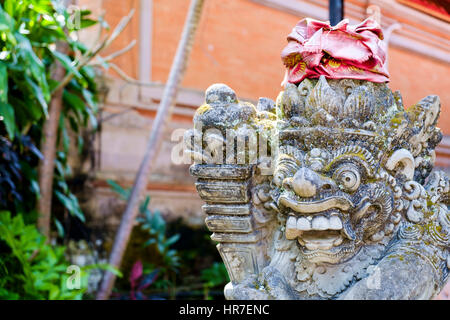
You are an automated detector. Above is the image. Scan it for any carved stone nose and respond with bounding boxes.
[291,167,319,197]
[287,167,336,198]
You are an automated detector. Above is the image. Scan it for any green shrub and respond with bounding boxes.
[0,0,101,222]
[0,211,120,299]
[108,180,181,298]
[201,262,229,300]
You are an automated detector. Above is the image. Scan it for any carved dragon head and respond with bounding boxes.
[188,78,449,299]
[188,17,449,299]
[271,76,442,265]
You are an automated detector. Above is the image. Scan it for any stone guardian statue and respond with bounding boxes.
[186,18,450,299]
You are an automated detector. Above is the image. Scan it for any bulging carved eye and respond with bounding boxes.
[334,164,360,192]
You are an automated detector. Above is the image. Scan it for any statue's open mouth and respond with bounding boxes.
[279,194,356,251]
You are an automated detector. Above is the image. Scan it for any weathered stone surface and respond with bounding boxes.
[202,204,251,216]
[195,180,249,203]
[211,231,260,243]
[190,164,252,179]
[188,79,450,300]
[205,215,253,233]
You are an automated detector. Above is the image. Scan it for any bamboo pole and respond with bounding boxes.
[96,0,205,300]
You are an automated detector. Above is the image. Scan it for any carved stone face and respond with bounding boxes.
[262,76,441,266]
[273,141,395,264]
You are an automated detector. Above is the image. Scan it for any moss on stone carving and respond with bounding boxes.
[188,78,450,300]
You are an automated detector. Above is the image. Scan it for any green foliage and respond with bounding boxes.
[201,262,229,289]
[0,211,81,299]
[107,179,181,274]
[138,208,181,274]
[106,179,130,201]
[0,0,100,224]
[107,180,181,297]
[107,181,229,300]
[0,1,127,300]
[201,262,229,300]
[0,211,122,299]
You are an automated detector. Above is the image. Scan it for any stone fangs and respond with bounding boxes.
[285,211,357,246]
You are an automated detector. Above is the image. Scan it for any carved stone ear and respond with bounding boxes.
[385,149,415,180]
[407,95,441,157]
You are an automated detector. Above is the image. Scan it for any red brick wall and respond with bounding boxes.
[152,0,298,101]
[389,46,450,131]
[90,0,450,133]
[92,0,140,79]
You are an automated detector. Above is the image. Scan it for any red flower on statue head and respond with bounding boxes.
[281,18,389,84]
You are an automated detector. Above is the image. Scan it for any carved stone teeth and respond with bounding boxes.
[312,216,329,230]
[287,216,296,227]
[329,215,343,230]
[297,217,311,231]
[285,216,299,240]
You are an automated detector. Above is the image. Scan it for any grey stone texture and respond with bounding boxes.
[188,76,450,299]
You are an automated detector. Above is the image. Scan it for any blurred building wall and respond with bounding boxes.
[95,0,450,123]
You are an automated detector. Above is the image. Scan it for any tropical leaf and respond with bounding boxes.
[24,75,48,117]
[0,102,15,139]
[106,179,130,200]
[0,62,8,103]
[51,50,82,80]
